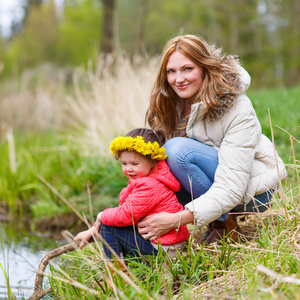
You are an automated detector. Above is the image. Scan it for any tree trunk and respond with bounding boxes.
[101,0,115,54]
[133,0,149,55]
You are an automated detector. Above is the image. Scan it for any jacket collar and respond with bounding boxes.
[177,100,208,123]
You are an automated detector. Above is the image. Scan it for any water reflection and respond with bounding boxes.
[0,221,64,299]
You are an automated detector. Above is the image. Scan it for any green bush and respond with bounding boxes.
[0,131,127,224]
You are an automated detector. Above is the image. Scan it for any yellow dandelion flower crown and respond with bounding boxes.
[110,136,168,161]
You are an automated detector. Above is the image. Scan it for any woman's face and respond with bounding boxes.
[166,51,204,100]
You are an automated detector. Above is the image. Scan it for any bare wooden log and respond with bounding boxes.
[27,241,80,300]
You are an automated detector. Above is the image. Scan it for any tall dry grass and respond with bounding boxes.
[0,54,159,155]
[0,63,66,140]
[65,53,160,156]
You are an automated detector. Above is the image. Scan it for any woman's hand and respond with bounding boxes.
[137,212,179,241]
[137,210,195,241]
[74,226,98,249]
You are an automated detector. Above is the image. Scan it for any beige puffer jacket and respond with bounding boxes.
[184,69,287,227]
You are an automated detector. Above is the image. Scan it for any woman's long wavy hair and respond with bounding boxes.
[146,35,244,138]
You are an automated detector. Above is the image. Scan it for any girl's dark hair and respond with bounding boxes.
[125,128,166,147]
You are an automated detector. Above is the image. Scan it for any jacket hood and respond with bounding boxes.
[206,66,251,121]
[149,160,180,192]
[238,66,251,92]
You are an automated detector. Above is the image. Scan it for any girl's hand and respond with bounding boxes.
[95,212,103,231]
[74,226,98,249]
[96,211,103,223]
[94,220,101,232]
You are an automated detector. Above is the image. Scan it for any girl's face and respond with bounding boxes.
[120,151,155,181]
[166,50,204,101]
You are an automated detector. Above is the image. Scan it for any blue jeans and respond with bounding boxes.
[100,224,158,258]
[164,137,272,222]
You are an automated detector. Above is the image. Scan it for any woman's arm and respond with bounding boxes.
[137,209,194,240]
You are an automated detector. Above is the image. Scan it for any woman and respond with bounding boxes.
[137,34,287,244]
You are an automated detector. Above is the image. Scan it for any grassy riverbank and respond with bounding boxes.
[0,58,299,298]
[0,87,298,229]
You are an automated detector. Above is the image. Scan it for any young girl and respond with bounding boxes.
[74,128,190,259]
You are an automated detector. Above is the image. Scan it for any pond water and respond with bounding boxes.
[0,221,65,299]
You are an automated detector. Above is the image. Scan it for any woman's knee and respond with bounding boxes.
[164,137,186,161]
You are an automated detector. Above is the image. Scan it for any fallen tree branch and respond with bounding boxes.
[28,241,81,300]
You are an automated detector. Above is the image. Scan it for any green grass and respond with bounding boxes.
[0,131,127,226]
[248,85,300,162]
[46,196,300,299]
[0,246,16,300]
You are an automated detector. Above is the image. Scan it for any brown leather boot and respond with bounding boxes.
[200,214,243,245]
[198,222,213,244]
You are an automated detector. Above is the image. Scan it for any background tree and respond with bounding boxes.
[133,0,149,55]
[57,0,102,66]
[101,0,115,54]
[9,0,44,37]
[0,0,299,87]
[4,0,58,71]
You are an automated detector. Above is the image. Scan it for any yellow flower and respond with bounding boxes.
[109,136,167,161]
[134,138,145,153]
[122,137,134,150]
[114,137,124,150]
[151,141,160,150]
[144,142,153,155]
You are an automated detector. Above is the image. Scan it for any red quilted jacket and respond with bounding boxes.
[100,160,190,245]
